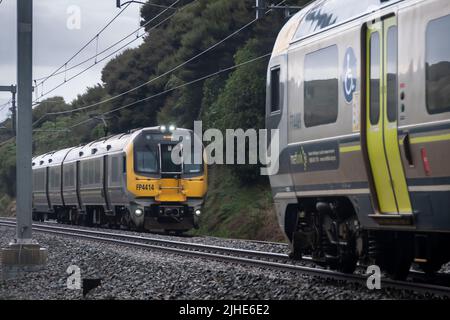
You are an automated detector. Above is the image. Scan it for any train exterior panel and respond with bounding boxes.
[32,127,207,233]
[267,0,450,278]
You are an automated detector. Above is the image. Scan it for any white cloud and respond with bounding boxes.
[0,0,144,122]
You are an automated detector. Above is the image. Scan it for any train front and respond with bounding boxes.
[125,126,207,233]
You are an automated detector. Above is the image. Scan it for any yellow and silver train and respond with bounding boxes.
[267,0,450,278]
[32,126,207,233]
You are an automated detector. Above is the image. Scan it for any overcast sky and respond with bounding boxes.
[0,0,143,122]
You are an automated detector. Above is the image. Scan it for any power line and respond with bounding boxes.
[34,0,286,131]
[0,99,12,110]
[0,137,15,148]
[33,15,258,126]
[32,0,182,84]
[35,52,271,134]
[33,2,132,89]
[32,8,179,106]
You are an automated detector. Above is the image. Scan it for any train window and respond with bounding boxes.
[304,45,339,127]
[82,164,87,185]
[183,146,203,175]
[33,170,45,191]
[271,67,281,112]
[111,157,119,183]
[64,165,74,188]
[50,168,60,189]
[161,144,182,174]
[135,148,158,174]
[426,15,450,114]
[370,32,380,125]
[386,26,398,123]
[94,160,101,184]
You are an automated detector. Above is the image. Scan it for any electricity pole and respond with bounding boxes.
[1,0,47,280]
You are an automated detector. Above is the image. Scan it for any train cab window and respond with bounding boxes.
[271,67,281,112]
[160,144,182,174]
[135,147,158,174]
[183,146,203,175]
[426,14,450,114]
[386,26,398,122]
[304,45,339,127]
[370,32,380,125]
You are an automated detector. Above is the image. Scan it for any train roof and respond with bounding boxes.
[64,132,134,163]
[32,126,195,166]
[272,0,403,56]
[32,147,73,169]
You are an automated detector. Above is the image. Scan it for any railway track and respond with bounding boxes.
[1,218,450,297]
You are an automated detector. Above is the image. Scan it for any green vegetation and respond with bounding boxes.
[194,166,285,241]
[0,0,306,241]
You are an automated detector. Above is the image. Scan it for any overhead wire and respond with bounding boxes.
[33,2,132,89]
[33,0,288,135]
[32,0,183,85]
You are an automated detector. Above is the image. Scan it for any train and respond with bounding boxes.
[32,126,207,234]
[266,0,450,279]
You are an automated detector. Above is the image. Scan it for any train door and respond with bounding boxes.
[365,16,412,216]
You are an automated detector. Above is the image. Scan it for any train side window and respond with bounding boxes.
[386,26,398,123]
[271,67,281,112]
[111,156,119,183]
[94,160,101,184]
[304,45,339,127]
[370,32,380,125]
[426,14,450,115]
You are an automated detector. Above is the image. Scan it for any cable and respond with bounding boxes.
[34,0,287,132]
[33,16,258,125]
[40,52,271,133]
[32,10,178,106]
[0,137,14,148]
[0,99,11,110]
[74,52,271,129]
[33,2,132,89]
[33,0,182,84]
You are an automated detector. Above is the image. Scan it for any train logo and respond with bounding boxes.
[343,47,357,103]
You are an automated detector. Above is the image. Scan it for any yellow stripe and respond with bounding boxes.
[340,145,361,153]
[339,133,450,152]
[399,133,450,145]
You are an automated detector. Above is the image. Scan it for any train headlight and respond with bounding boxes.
[160,125,167,133]
[135,208,144,217]
[169,124,176,132]
[195,209,201,216]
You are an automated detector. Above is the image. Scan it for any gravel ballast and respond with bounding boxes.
[0,226,442,300]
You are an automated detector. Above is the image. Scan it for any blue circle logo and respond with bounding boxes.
[343,47,357,103]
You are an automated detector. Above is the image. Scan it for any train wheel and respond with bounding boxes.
[419,261,442,276]
[383,235,414,281]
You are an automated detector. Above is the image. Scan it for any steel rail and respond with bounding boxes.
[0,219,449,297]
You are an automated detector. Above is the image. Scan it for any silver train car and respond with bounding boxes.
[266,0,450,278]
[32,126,208,233]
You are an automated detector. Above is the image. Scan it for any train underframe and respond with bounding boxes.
[32,202,199,234]
[285,197,450,280]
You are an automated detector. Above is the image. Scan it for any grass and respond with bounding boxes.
[0,194,14,217]
[192,165,286,242]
